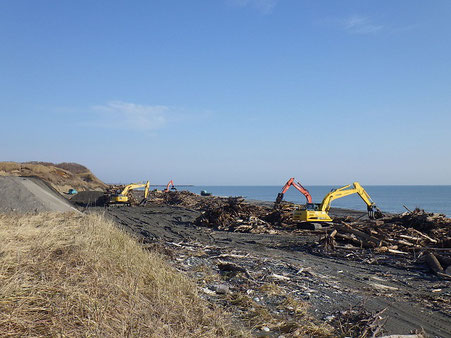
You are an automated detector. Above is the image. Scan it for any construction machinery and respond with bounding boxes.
[165,180,176,192]
[274,178,312,209]
[201,190,212,196]
[293,182,383,222]
[108,181,150,206]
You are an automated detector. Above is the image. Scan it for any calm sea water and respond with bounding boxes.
[180,185,451,217]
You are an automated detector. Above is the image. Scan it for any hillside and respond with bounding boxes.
[0,161,107,193]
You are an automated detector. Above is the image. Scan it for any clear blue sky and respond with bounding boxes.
[1,0,450,185]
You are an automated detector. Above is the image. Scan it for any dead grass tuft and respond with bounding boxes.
[0,213,240,337]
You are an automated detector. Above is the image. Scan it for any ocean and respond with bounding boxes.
[180,185,451,217]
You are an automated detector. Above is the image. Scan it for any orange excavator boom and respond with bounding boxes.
[165,180,175,192]
[274,177,312,208]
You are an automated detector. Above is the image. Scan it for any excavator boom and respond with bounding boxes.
[121,183,147,196]
[165,180,176,192]
[139,181,150,205]
[274,177,312,208]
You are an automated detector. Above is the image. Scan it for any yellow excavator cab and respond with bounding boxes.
[111,195,130,203]
[293,203,332,222]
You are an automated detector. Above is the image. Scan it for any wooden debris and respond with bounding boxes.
[332,305,387,338]
[153,191,451,278]
[425,252,444,273]
[217,261,252,279]
[335,223,383,248]
[268,273,290,281]
[410,228,438,243]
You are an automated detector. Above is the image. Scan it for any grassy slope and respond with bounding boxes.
[0,162,107,193]
[0,213,241,337]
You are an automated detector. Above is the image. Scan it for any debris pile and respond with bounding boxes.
[144,190,451,276]
[316,208,451,277]
[149,190,224,210]
[149,190,297,233]
[390,208,451,235]
[330,305,387,338]
[195,197,276,233]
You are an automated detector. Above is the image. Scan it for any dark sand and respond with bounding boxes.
[94,203,450,337]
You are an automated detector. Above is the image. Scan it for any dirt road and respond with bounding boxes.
[97,204,450,337]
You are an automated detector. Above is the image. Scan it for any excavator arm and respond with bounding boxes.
[275,178,312,208]
[320,182,383,219]
[139,181,150,205]
[120,183,147,196]
[144,181,150,199]
[165,180,176,192]
[292,181,312,203]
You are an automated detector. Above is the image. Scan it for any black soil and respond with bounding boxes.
[89,203,451,337]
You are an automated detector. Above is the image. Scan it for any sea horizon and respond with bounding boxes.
[174,185,451,217]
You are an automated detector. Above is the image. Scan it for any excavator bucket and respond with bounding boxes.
[368,205,383,219]
[274,193,284,207]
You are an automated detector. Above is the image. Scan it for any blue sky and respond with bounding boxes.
[1,0,450,185]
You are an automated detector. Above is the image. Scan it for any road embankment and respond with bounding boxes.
[0,176,79,213]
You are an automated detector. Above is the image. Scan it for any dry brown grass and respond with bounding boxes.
[0,212,242,337]
[0,161,107,193]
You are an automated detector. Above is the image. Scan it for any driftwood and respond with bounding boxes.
[335,222,384,248]
[217,261,252,279]
[410,229,438,243]
[425,252,444,273]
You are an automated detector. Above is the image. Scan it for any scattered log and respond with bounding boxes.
[410,229,438,243]
[402,205,413,213]
[380,335,424,338]
[329,229,337,238]
[425,252,444,273]
[335,223,383,248]
[387,249,409,255]
[396,239,415,247]
[268,273,290,281]
[436,272,451,280]
[217,261,252,279]
[335,233,362,247]
[399,234,422,242]
[334,245,361,250]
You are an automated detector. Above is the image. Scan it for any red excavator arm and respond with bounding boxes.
[165,180,175,192]
[274,177,312,208]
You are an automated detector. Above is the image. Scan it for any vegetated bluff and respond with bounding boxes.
[0,161,107,193]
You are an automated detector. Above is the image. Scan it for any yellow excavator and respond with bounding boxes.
[293,182,383,222]
[108,181,150,206]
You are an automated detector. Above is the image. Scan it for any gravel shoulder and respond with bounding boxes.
[0,176,79,213]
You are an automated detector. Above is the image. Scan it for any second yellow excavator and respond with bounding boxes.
[108,181,150,206]
[293,182,383,222]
